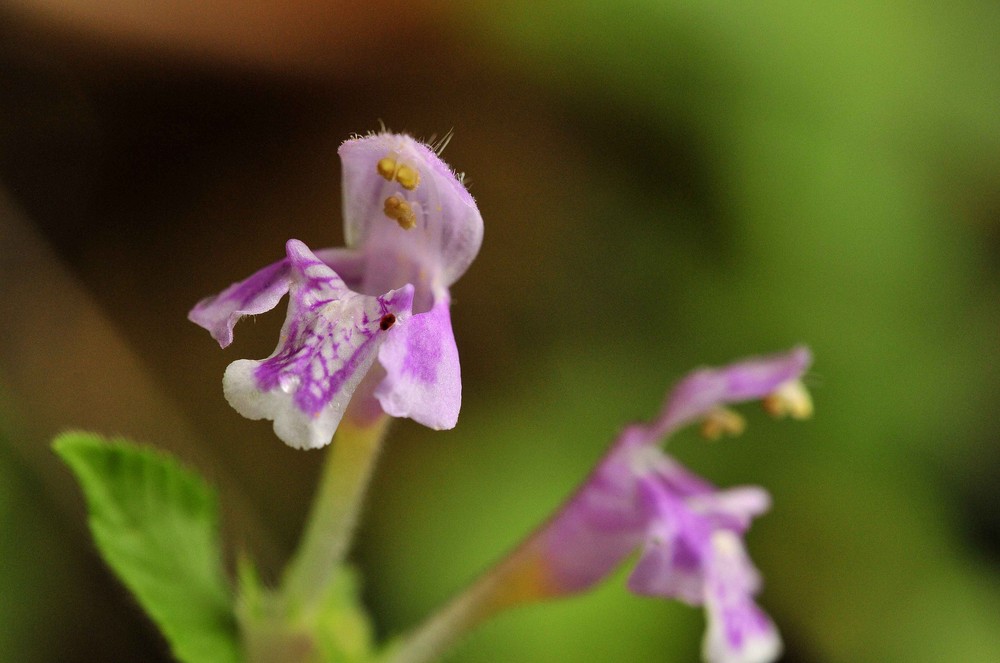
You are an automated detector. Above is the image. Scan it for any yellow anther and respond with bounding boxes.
[762,379,813,420]
[376,155,420,190]
[395,163,420,190]
[383,195,416,230]
[699,407,747,441]
[376,157,398,181]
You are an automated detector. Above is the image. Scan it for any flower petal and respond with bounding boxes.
[188,257,291,348]
[188,247,366,348]
[653,346,812,437]
[686,486,772,533]
[339,133,484,294]
[313,247,367,291]
[702,532,782,663]
[518,444,648,595]
[627,475,770,604]
[374,296,462,430]
[223,240,414,449]
[628,477,708,604]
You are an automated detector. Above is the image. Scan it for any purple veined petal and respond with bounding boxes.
[652,346,812,438]
[282,239,352,308]
[374,295,462,430]
[188,257,291,348]
[188,247,367,348]
[223,240,415,449]
[339,133,484,293]
[702,531,782,663]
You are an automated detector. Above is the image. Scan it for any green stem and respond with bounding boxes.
[384,575,500,663]
[281,416,389,610]
[384,545,548,663]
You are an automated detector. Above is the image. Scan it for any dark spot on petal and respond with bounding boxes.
[379,313,396,331]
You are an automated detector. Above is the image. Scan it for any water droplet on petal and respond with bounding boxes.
[279,374,300,394]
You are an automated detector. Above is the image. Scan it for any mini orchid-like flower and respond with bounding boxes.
[503,347,812,663]
[189,132,483,449]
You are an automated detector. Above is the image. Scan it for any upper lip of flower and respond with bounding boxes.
[338,132,483,292]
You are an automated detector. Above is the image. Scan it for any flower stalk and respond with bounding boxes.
[281,416,390,610]
[384,553,542,663]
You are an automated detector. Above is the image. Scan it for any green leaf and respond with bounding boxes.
[53,432,240,663]
[312,565,377,663]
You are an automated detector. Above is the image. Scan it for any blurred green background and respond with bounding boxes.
[2,1,1000,661]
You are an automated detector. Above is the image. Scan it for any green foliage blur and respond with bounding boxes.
[2,1,999,662]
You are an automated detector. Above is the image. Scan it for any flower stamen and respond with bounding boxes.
[377,156,421,190]
[395,164,420,190]
[699,407,747,441]
[762,379,813,420]
[384,195,417,229]
[376,156,397,180]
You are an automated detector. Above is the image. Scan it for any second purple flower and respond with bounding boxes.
[496,347,813,663]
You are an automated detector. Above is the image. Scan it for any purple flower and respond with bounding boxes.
[189,132,483,449]
[508,347,812,663]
